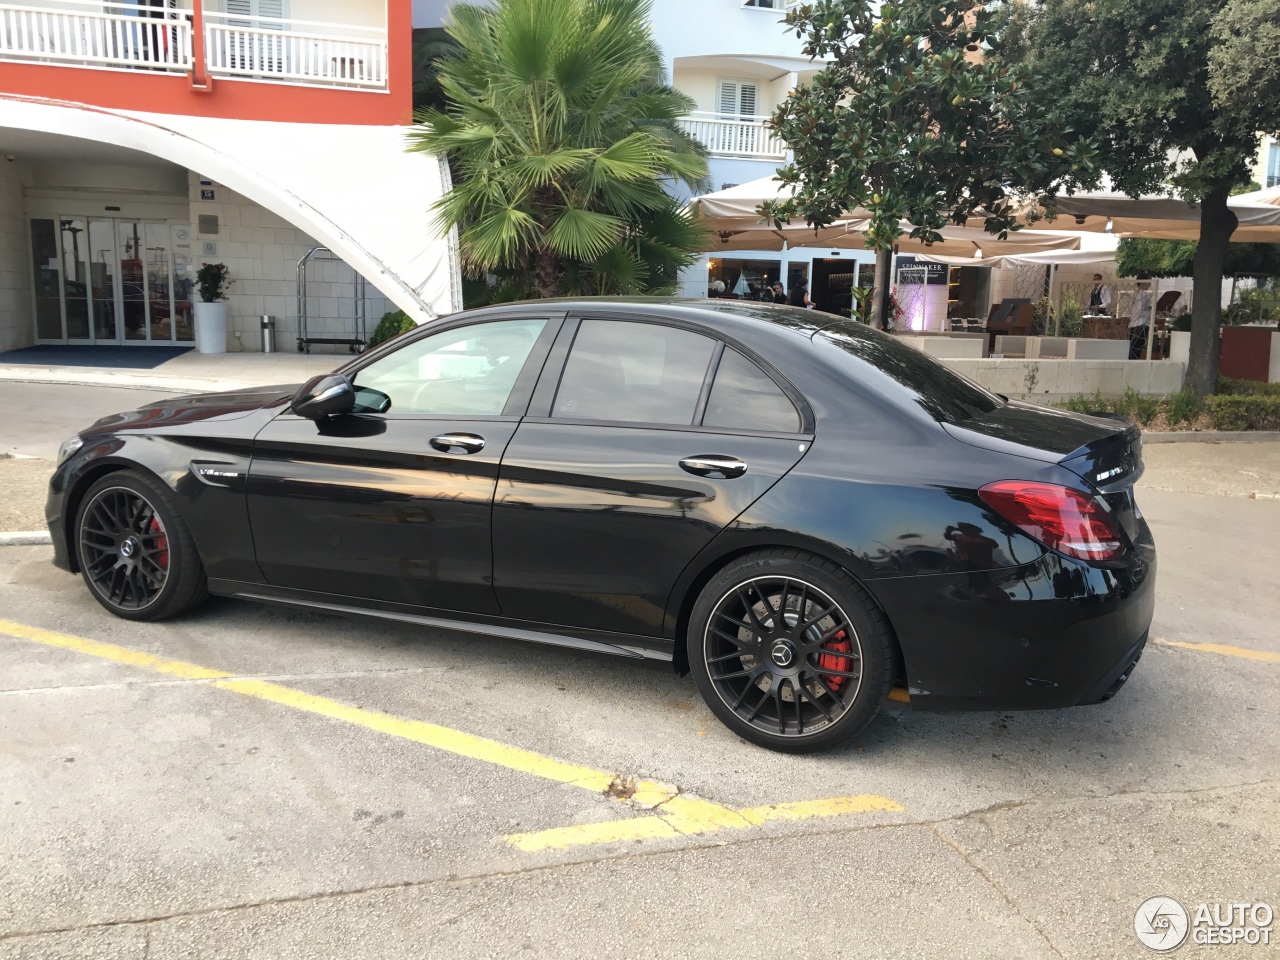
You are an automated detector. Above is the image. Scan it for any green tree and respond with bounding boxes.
[408,0,709,299]
[1209,0,1280,118]
[410,28,460,114]
[1117,238,1280,280]
[762,0,1096,327]
[1008,0,1280,396]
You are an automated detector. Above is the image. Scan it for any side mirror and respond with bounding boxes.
[291,374,355,420]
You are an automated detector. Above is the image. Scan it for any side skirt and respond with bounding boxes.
[207,578,675,663]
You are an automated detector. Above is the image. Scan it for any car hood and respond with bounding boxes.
[84,383,300,434]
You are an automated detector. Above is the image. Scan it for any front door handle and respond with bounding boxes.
[430,433,486,454]
[679,455,748,479]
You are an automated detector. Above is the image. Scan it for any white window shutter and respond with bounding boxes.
[225,0,252,25]
[257,0,285,24]
[717,81,739,118]
[739,84,757,118]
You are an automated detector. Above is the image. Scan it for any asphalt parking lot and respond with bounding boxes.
[2,386,1278,958]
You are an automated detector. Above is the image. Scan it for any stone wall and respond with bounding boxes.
[0,161,33,353]
[940,357,1186,403]
[188,174,393,354]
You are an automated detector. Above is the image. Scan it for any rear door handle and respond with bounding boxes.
[679,455,748,479]
[430,433,486,454]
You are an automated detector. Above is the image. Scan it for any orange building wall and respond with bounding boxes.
[0,0,412,126]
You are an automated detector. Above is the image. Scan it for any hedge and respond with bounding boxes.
[1217,376,1280,398]
[1204,395,1280,431]
[1054,388,1280,430]
[366,310,417,348]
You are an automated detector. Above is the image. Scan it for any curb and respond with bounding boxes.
[0,368,248,393]
[0,531,52,546]
[1142,431,1280,443]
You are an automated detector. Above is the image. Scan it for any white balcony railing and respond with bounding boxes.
[677,113,787,160]
[203,11,386,88]
[0,0,192,72]
[0,2,388,89]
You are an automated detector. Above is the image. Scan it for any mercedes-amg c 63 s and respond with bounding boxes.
[47,300,1155,751]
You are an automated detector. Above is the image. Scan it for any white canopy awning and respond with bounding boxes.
[0,95,462,323]
[689,176,1081,256]
[1026,188,1280,242]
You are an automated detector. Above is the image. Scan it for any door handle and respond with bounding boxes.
[679,455,748,479]
[430,433,486,454]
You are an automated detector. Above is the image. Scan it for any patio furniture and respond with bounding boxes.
[986,299,1033,352]
[1067,339,1129,360]
[1082,315,1129,340]
[993,335,1028,357]
[1026,337,1068,359]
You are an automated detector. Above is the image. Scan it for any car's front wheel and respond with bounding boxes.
[688,550,894,753]
[75,470,208,621]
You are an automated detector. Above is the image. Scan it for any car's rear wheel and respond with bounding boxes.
[688,550,894,753]
[75,471,208,621]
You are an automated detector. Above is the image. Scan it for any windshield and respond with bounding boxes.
[814,321,1003,423]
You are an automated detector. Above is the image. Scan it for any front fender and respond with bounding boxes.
[50,428,264,583]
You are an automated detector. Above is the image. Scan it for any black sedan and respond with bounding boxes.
[47,299,1155,752]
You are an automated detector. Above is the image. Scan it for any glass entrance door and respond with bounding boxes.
[60,218,91,342]
[31,215,195,346]
[88,219,120,342]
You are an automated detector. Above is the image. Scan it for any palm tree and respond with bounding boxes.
[408,0,710,299]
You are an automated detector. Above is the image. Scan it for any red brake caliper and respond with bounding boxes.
[149,517,169,571]
[818,629,853,693]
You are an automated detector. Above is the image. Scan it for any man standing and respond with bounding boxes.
[1088,274,1112,315]
[1129,280,1153,359]
[771,281,786,303]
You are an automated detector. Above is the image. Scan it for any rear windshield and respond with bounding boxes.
[814,322,1003,423]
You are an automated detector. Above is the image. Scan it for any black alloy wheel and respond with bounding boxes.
[689,550,894,752]
[75,471,208,621]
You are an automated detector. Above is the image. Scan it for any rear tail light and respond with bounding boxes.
[978,480,1124,561]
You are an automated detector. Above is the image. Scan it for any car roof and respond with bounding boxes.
[453,297,835,343]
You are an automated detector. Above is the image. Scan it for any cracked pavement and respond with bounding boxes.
[2,392,1278,957]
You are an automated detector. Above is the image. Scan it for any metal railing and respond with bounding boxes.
[742,0,802,10]
[0,0,191,71]
[203,10,386,88]
[677,113,787,160]
[0,2,388,89]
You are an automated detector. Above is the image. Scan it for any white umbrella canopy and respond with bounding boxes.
[702,216,1080,256]
[1231,184,1280,207]
[1021,189,1280,241]
[689,177,1079,255]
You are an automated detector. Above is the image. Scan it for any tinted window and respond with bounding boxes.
[351,318,546,416]
[703,348,800,434]
[816,322,1002,423]
[553,320,715,425]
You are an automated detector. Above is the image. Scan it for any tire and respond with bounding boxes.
[74,470,208,622]
[688,549,894,753]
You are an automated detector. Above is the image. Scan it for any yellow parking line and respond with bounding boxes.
[0,618,623,794]
[1153,637,1280,664]
[507,793,906,852]
[888,687,910,703]
[1,618,905,852]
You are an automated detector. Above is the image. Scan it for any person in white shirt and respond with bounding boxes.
[1087,274,1112,315]
[1129,280,1153,359]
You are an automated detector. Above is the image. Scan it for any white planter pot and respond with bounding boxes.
[1169,330,1191,366]
[194,302,227,354]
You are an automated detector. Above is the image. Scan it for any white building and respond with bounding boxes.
[0,0,459,356]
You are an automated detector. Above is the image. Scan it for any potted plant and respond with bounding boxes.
[194,262,231,354]
[1168,310,1192,364]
